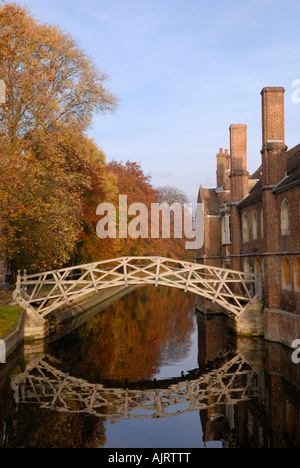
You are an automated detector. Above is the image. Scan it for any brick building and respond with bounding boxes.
[197,87,300,347]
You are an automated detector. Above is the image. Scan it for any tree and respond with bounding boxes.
[0,3,118,147]
[105,160,159,257]
[0,3,118,284]
[95,162,194,261]
[9,127,97,272]
[156,185,189,206]
[155,185,195,261]
[71,137,118,265]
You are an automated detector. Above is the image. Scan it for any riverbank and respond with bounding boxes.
[0,285,137,360]
[0,304,23,338]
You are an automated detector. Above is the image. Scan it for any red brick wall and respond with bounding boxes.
[276,186,300,314]
[237,186,300,314]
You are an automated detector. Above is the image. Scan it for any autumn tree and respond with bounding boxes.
[105,160,160,257]
[71,138,118,266]
[93,162,194,261]
[9,127,108,272]
[0,3,118,283]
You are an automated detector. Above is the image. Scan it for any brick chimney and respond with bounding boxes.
[261,87,288,186]
[260,87,287,310]
[229,124,249,203]
[224,149,230,190]
[216,148,226,188]
[229,124,249,271]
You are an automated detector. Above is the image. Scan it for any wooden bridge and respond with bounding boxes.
[14,256,262,318]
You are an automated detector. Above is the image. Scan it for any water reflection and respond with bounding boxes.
[48,286,198,382]
[10,350,259,421]
[0,286,299,448]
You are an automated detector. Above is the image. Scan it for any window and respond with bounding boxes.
[222,216,226,244]
[254,257,261,275]
[281,199,290,236]
[242,212,249,243]
[294,257,300,292]
[221,214,231,245]
[228,215,231,244]
[253,211,257,241]
[261,209,264,239]
[244,257,251,273]
[282,257,291,290]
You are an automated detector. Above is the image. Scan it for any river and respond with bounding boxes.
[0,286,299,448]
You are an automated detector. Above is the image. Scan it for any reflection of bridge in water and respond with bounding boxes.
[11,352,261,420]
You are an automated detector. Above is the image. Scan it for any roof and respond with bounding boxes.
[204,189,220,215]
[250,165,262,180]
[273,144,300,193]
[286,144,300,173]
[237,166,263,208]
[198,187,220,216]
[198,143,300,212]
[238,179,262,208]
[238,144,300,205]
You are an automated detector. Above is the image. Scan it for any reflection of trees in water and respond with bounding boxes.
[1,319,300,447]
[49,286,197,382]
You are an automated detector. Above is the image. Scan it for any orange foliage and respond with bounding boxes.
[0,3,193,280]
[77,160,195,264]
[50,286,197,382]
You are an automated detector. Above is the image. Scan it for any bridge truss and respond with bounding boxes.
[11,353,260,420]
[14,256,261,318]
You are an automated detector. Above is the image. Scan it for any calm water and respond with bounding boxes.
[0,286,300,448]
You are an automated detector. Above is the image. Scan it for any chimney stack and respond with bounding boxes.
[261,87,287,186]
[229,124,249,202]
[260,87,286,310]
[261,87,285,151]
[216,148,226,188]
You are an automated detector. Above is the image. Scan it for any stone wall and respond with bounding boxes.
[264,308,300,348]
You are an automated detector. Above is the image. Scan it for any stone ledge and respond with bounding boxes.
[264,308,300,348]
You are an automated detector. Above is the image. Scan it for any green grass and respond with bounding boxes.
[0,305,22,338]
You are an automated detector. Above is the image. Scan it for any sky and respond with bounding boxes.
[16,0,300,205]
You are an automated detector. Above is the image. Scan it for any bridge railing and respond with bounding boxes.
[13,256,260,318]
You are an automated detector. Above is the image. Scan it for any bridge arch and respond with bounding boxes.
[14,257,260,318]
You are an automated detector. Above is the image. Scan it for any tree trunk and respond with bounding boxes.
[0,247,7,288]
[0,212,7,288]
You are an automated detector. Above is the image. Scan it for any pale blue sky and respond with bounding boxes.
[17,0,300,204]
